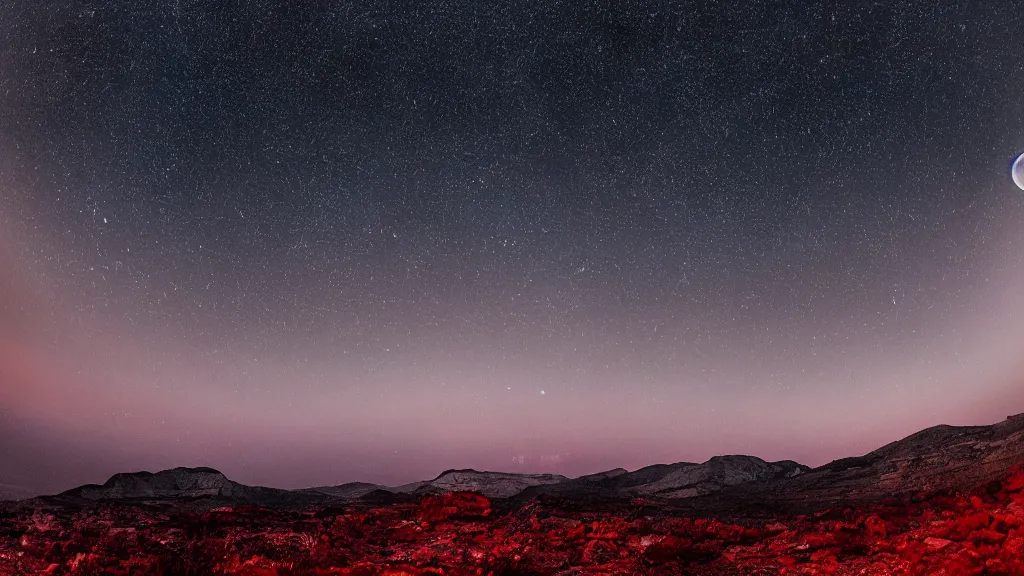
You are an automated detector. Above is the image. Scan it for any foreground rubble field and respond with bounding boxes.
[2,467,1023,576]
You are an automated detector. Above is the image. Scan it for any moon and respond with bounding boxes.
[1013,153,1024,191]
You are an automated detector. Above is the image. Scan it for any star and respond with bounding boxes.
[1,0,1020,494]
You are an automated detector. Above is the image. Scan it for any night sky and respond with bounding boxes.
[2,1,1023,495]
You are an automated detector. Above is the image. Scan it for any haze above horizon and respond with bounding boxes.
[2,0,1023,495]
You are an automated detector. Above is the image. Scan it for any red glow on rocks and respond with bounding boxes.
[2,468,1024,575]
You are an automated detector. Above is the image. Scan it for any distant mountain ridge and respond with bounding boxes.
[0,483,37,502]
[508,456,809,504]
[68,467,235,499]
[55,467,329,508]
[14,413,1024,513]
[749,412,1024,508]
[621,456,808,498]
[298,482,384,500]
[390,469,571,498]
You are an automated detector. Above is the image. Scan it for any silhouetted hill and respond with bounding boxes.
[299,481,384,499]
[744,412,1024,509]
[55,467,329,508]
[387,469,570,498]
[36,413,1024,515]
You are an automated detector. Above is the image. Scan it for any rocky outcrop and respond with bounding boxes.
[57,467,328,508]
[390,469,570,499]
[744,413,1024,511]
[626,456,810,498]
[66,467,238,500]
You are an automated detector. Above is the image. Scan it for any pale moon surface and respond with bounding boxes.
[1013,153,1024,191]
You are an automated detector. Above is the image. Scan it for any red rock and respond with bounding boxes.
[800,532,838,550]
[642,534,691,564]
[953,512,992,540]
[861,514,888,539]
[991,512,1021,532]
[419,492,492,523]
[332,563,382,576]
[898,541,927,566]
[1004,469,1024,492]
[635,534,665,550]
[566,523,587,540]
[776,554,799,567]
[964,541,1001,560]
[971,528,1006,544]
[924,537,952,551]
[581,539,618,564]
[390,523,423,542]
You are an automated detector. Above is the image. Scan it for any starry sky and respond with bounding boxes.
[2,1,1024,495]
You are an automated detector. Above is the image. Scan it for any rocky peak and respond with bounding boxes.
[766,459,811,478]
[70,467,238,500]
[625,455,806,499]
[398,469,570,499]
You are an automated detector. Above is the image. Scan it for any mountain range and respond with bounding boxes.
[11,413,1024,516]
[0,483,36,502]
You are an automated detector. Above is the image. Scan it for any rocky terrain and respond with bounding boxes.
[0,413,1022,575]
[2,466,1023,575]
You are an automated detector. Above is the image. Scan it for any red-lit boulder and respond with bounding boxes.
[418,492,491,523]
[952,512,992,540]
[860,514,888,540]
[642,534,691,564]
[923,537,952,551]
[1003,468,1024,493]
